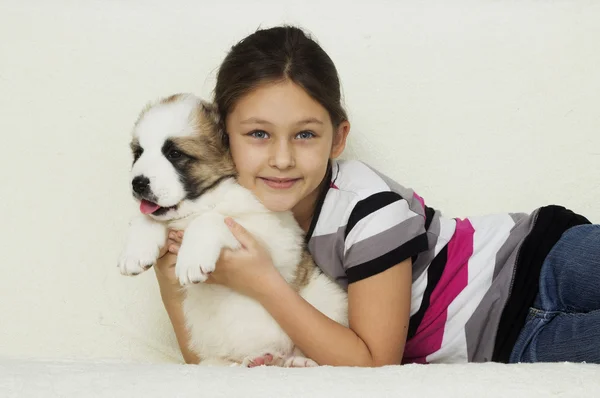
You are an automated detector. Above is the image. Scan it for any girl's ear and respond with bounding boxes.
[330,121,350,158]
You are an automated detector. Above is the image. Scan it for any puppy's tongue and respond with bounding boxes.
[140,200,161,215]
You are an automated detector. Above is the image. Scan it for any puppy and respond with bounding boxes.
[117,93,348,367]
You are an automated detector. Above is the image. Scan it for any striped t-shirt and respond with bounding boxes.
[305,159,589,363]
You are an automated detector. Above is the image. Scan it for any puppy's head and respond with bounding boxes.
[129,93,236,220]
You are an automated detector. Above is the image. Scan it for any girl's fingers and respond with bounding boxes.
[224,218,255,249]
[169,230,183,243]
[166,238,180,254]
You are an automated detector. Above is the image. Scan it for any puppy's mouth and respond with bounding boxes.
[139,199,178,216]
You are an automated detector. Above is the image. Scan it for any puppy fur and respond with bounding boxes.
[118,93,348,367]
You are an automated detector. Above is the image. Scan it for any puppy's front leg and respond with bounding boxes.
[118,214,167,276]
[175,213,239,285]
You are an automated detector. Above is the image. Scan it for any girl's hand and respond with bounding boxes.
[204,218,281,300]
[154,230,184,290]
[163,220,281,299]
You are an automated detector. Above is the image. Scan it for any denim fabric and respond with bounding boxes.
[509,224,600,363]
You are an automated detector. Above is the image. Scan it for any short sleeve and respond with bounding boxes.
[343,191,429,284]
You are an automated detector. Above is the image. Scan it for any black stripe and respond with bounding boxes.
[345,191,403,239]
[406,244,448,340]
[424,205,435,231]
[491,205,590,363]
[346,233,429,284]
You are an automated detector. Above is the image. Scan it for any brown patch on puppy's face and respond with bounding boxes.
[168,101,237,200]
[161,93,187,104]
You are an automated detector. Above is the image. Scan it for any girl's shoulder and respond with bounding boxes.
[309,159,429,286]
[330,159,421,206]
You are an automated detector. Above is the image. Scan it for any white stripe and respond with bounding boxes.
[310,190,356,237]
[434,218,456,257]
[426,213,515,363]
[344,199,419,254]
[334,160,392,195]
[314,158,401,239]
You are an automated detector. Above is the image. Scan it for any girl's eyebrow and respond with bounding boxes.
[240,117,324,126]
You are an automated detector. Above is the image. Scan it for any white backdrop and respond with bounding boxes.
[1,0,598,363]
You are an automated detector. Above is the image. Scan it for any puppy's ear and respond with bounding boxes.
[133,100,154,128]
[199,100,221,127]
[198,99,229,147]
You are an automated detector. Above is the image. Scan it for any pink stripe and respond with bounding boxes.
[413,192,426,210]
[413,192,427,223]
[403,218,474,364]
[330,182,338,189]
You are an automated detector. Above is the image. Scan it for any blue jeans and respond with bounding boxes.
[509,224,600,363]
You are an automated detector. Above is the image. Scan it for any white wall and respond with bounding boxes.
[1,0,598,363]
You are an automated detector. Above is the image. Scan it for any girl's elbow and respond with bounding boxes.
[369,351,404,367]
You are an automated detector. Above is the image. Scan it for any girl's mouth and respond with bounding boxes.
[260,177,300,189]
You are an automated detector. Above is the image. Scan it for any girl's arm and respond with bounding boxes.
[166,218,414,367]
[256,257,412,367]
[154,240,200,365]
[211,218,413,367]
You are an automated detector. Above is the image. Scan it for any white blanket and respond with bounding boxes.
[2,358,599,398]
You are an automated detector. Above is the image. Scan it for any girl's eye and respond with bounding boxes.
[168,150,182,159]
[249,130,269,139]
[296,130,315,140]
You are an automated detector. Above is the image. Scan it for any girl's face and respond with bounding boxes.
[225,80,349,226]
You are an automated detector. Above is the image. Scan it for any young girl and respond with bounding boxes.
[153,25,600,367]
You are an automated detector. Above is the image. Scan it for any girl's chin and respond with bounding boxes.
[263,202,296,213]
[260,196,298,213]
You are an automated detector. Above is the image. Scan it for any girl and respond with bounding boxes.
[153,25,600,367]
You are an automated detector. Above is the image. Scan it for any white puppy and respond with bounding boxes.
[118,93,348,367]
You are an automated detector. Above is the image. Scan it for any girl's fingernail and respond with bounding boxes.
[225,218,233,226]
[169,232,175,239]
[178,231,183,238]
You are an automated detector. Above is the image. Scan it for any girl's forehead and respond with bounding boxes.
[229,82,330,122]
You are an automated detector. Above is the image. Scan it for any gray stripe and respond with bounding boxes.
[365,163,433,281]
[308,226,348,290]
[465,211,537,362]
[345,216,426,269]
[494,212,530,279]
[365,164,425,219]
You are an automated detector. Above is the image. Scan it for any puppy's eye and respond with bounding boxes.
[167,150,182,159]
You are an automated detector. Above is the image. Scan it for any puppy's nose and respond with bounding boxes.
[132,176,150,194]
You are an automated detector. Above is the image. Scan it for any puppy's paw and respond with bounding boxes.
[118,217,166,276]
[175,242,220,285]
[283,356,319,368]
[174,214,241,285]
[118,239,160,276]
[241,353,285,368]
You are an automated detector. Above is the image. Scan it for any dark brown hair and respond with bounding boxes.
[214,25,348,131]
